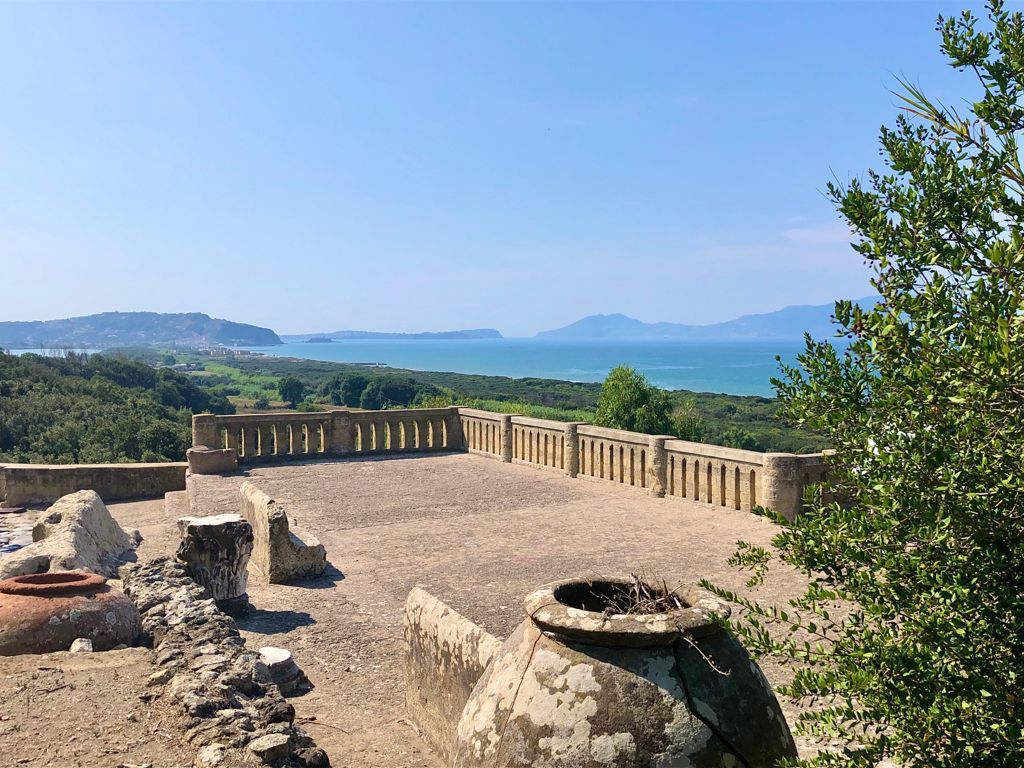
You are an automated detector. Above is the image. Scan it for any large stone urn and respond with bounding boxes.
[0,572,141,655]
[453,578,797,767]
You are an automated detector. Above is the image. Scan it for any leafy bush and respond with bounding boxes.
[706,6,1024,766]
[594,366,673,435]
[670,398,706,442]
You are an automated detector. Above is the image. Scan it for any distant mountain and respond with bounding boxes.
[535,298,878,341]
[281,328,503,341]
[0,312,282,348]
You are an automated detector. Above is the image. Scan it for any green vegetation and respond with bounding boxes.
[277,376,307,408]
[706,6,1024,766]
[594,365,673,435]
[149,351,824,452]
[0,351,233,463]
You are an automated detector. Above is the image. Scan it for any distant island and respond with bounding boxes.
[535,298,877,342]
[306,337,335,343]
[281,328,503,341]
[0,312,282,348]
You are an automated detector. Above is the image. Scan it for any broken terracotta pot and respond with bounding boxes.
[453,577,798,767]
[0,571,141,655]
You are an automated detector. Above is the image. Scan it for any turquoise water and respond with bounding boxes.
[240,339,808,397]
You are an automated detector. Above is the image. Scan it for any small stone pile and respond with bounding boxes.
[121,557,328,767]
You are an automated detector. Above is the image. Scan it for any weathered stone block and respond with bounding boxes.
[187,446,239,476]
[404,587,501,764]
[176,514,253,615]
[239,481,326,584]
[0,490,138,579]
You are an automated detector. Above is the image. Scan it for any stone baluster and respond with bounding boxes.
[224,424,240,455]
[499,415,513,462]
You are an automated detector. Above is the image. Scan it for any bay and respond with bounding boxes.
[239,339,808,397]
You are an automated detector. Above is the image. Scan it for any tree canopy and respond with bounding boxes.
[0,351,233,463]
[278,375,307,408]
[706,5,1024,766]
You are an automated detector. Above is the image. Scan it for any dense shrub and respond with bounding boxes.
[594,366,673,435]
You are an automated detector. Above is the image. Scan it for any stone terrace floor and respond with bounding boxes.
[112,452,815,768]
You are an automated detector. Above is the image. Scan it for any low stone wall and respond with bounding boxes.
[239,481,326,583]
[0,462,187,506]
[121,558,328,767]
[404,588,501,764]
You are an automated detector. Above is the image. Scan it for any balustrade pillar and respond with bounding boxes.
[447,407,464,450]
[499,415,513,462]
[192,414,218,449]
[762,453,803,521]
[328,410,353,455]
[564,423,581,478]
[224,424,240,454]
[648,436,668,497]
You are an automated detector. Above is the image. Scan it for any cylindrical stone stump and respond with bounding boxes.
[259,646,309,696]
[176,514,254,616]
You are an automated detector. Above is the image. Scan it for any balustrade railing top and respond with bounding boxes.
[192,406,826,520]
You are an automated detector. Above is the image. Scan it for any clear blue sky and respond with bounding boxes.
[0,1,981,337]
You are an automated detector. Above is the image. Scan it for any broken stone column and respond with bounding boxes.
[176,514,253,616]
[259,646,309,696]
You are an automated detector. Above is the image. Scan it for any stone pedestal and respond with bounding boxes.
[186,446,238,475]
[176,514,253,616]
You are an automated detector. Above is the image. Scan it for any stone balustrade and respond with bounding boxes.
[193,407,462,463]
[458,408,505,460]
[192,406,827,519]
[511,416,579,474]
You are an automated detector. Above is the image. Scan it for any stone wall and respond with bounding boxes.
[404,588,501,764]
[193,407,828,519]
[192,407,462,465]
[0,462,187,506]
[121,558,328,767]
[239,481,326,583]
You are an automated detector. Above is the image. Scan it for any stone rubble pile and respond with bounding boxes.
[121,557,328,768]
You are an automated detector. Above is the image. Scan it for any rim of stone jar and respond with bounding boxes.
[0,571,107,597]
[523,577,732,648]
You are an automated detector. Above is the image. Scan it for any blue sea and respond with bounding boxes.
[238,339,808,397]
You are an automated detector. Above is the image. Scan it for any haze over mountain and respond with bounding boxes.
[0,312,281,349]
[536,298,878,341]
[280,329,503,341]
